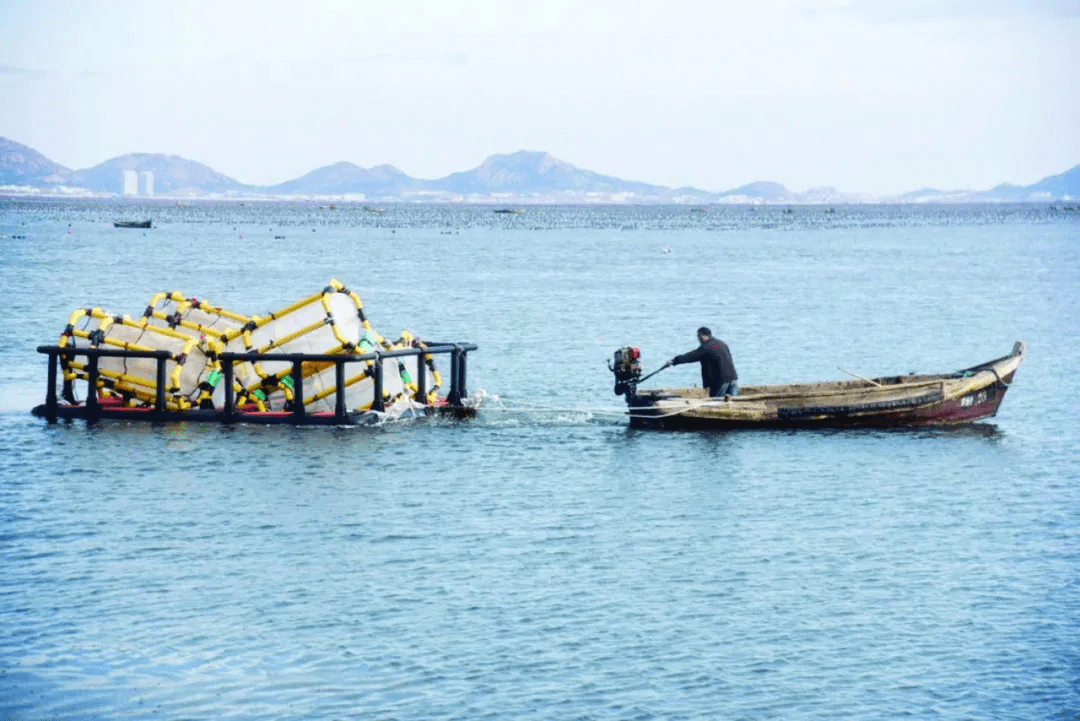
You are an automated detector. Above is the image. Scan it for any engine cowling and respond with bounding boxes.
[609,346,641,396]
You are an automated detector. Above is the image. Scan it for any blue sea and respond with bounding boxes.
[1,199,1078,719]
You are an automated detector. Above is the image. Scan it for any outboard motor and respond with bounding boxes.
[609,346,641,396]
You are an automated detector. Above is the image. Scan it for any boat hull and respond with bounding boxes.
[625,342,1024,430]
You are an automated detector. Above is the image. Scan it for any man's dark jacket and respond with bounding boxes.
[672,337,737,392]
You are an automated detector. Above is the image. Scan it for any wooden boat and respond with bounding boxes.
[114,219,152,228]
[611,342,1025,430]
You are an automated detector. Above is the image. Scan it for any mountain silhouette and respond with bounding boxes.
[980,164,1080,201]
[266,161,418,196]
[716,181,795,202]
[72,153,247,195]
[1,136,1077,202]
[0,137,74,185]
[426,150,669,196]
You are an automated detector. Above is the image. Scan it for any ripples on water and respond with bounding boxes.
[1,200,1078,719]
[1,197,1068,233]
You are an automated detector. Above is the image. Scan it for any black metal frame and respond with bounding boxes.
[33,343,477,425]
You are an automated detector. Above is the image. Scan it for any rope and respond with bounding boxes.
[479,401,629,418]
[476,398,739,421]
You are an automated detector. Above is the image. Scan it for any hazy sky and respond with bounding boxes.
[1,0,1077,194]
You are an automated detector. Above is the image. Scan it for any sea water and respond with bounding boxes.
[1,200,1078,719]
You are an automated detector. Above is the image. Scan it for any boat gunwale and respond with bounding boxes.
[637,341,1024,406]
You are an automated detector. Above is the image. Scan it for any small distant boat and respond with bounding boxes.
[493,208,524,214]
[114,220,152,229]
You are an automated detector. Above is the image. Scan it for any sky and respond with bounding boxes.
[1,0,1078,195]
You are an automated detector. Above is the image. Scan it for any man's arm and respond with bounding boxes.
[669,347,704,366]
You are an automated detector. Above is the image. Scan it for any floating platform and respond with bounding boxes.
[33,343,477,425]
[33,280,477,426]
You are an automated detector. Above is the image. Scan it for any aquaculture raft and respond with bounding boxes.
[33,280,477,425]
[609,342,1025,430]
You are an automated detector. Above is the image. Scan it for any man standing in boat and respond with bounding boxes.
[665,327,739,397]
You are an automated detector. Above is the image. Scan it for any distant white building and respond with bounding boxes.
[122,170,138,196]
[139,171,154,196]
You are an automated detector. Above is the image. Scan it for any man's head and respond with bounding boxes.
[697,326,712,343]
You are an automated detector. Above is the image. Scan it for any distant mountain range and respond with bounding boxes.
[2,136,1078,203]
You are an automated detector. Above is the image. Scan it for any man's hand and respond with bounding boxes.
[664,359,673,368]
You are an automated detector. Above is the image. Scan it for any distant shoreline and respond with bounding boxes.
[2,189,1076,208]
[3,138,1077,204]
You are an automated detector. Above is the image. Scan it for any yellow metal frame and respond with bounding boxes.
[56,280,445,415]
[59,307,225,409]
